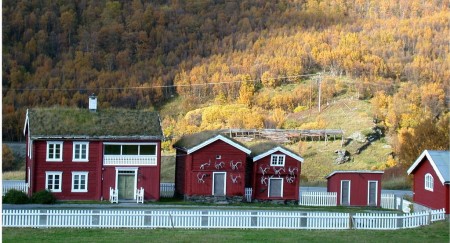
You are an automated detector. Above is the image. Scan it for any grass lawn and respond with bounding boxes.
[3,221,449,243]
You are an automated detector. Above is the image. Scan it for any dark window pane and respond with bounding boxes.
[122,145,138,155]
[105,145,121,155]
[140,145,156,155]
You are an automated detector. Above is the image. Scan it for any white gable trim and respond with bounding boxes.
[186,135,251,155]
[23,109,29,136]
[253,147,304,163]
[407,150,446,185]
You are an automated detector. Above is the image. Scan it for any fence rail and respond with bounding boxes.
[299,192,337,206]
[3,209,445,230]
[2,180,29,196]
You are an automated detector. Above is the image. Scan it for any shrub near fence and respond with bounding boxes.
[2,209,445,230]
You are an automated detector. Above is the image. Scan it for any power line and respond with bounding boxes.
[8,73,320,92]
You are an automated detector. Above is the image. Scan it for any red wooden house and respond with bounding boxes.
[250,143,304,202]
[326,171,383,206]
[24,96,163,202]
[407,150,450,213]
[173,132,251,202]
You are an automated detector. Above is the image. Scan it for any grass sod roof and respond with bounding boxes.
[27,108,163,138]
[172,130,248,152]
[248,141,301,158]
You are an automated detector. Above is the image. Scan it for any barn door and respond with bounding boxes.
[341,180,350,206]
[368,181,378,206]
[268,178,283,198]
[213,172,226,196]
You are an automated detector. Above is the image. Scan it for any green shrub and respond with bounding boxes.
[31,190,56,204]
[3,189,29,204]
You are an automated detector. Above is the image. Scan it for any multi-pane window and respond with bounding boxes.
[73,142,89,162]
[47,142,63,161]
[72,172,88,192]
[104,144,157,156]
[46,172,62,192]
[425,173,434,191]
[270,154,285,166]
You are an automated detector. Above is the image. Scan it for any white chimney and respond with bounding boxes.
[89,94,97,112]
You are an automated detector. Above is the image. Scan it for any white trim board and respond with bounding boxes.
[187,135,251,155]
[253,146,304,163]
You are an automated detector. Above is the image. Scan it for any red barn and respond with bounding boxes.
[24,97,163,202]
[326,171,383,206]
[407,150,450,213]
[250,143,304,202]
[173,132,251,203]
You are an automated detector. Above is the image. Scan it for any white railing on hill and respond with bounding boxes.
[3,209,445,230]
[2,180,29,196]
[299,192,337,206]
[160,183,175,198]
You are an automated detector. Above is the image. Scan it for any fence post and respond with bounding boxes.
[427,211,432,225]
[348,213,352,229]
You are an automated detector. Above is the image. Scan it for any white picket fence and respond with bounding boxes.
[245,187,252,202]
[2,208,445,230]
[160,183,175,198]
[380,194,395,209]
[2,180,29,196]
[299,192,337,206]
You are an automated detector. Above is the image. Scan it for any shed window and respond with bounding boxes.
[425,173,434,191]
[270,154,285,166]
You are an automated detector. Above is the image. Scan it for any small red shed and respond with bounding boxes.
[250,143,304,202]
[326,170,383,207]
[173,132,251,203]
[407,150,449,213]
[23,96,163,202]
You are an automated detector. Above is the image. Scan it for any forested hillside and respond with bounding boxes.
[3,0,449,167]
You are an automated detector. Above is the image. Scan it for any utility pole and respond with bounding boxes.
[318,74,322,113]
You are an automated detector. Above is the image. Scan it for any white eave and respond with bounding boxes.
[186,135,251,155]
[23,109,29,136]
[407,150,449,185]
[326,170,384,179]
[253,146,304,163]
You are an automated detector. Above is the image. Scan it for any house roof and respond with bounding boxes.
[250,142,304,163]
[407,150,450,184]
[24,108,163,140]
[173,131,251,155]
[325,170,384,179]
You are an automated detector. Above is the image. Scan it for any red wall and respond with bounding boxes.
[31,140,102,200]
[412,158,450,213]
[30,139,161,201]
[252,152,301,200]
[327,173,382,206]
[180,140,248,196]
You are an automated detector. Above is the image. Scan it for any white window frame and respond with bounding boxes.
[71,172,89,192]
[268,178,284,198]
[425,173,434,192]
[45,171,62,192]
[367,180,378,206]
[46,141,63,162]
[270,154,285,166]
[73,142,89,162]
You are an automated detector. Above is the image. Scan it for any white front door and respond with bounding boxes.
[341,180,350,206]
